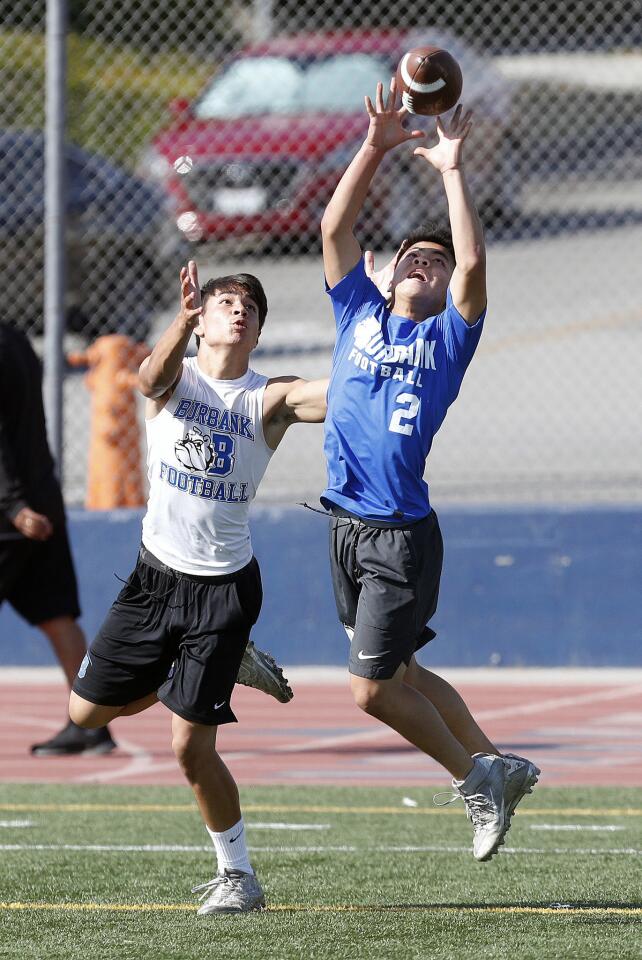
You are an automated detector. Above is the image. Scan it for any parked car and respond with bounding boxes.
[139,29,515,254]
[0,130,176,341]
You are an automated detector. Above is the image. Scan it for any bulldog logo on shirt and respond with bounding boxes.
[175,426,214,472]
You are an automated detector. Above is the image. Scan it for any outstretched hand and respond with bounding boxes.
[365,77,425,153]
[178,260,202,328]
[413,104,473,173]
[364,245,404,303]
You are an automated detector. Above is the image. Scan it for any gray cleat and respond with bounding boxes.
[192,869,265,915]
[462,754,507,862]
[237,641,293,703]
[436,754,506,862]
[502,753,540,823]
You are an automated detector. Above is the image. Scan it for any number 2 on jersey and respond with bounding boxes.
[389,393,420,436]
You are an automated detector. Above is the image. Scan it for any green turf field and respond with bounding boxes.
[0,783,640,959]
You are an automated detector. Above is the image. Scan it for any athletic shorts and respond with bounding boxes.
[329,509,443,680]
[72,546,262,726]
[0,522,80,625]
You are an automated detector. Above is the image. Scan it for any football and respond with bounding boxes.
[396,47,463,116]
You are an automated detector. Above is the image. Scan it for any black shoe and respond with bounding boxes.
[30,721,117,756]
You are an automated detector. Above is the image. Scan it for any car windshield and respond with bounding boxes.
[194,54,390,118]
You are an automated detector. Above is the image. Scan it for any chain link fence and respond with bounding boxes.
[2,0,640,506]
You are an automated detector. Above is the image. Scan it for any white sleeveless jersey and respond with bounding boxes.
[141,357,273,575]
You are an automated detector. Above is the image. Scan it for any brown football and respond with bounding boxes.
[396,46,463,116]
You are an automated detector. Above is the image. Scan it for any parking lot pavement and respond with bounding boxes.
[61,222,641,507]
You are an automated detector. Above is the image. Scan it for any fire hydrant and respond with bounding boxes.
[68,335,151,509]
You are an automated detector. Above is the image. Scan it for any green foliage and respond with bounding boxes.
[1,28,212,168]
[68,0,240,50]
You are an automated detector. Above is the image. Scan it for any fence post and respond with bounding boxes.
[43,0,68,477]
[252,0,273,40]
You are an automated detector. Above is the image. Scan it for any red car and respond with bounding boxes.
[140,29,513,253]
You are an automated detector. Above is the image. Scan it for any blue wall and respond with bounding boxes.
[0,506,640,667]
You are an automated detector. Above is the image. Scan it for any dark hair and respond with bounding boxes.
[200,273,268,330]
[395,222,456,265]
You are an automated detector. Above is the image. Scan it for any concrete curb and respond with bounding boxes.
[1,666,641,685]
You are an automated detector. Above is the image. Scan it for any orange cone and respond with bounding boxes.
[68,335,150,509]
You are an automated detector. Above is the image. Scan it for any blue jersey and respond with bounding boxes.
[322,257,485,524]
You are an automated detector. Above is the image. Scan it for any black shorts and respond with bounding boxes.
[329,510,443,680]
[0,522,80,625]
[72,546,262,726]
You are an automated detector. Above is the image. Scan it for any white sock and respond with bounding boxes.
[206,818,253,875]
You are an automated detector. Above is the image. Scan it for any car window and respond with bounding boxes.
[195,57,304,118]
[303,55,389,112]
[194,53,390,118]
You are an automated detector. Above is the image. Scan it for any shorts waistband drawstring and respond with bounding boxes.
[139,545,253,585]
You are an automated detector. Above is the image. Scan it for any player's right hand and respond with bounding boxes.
[178,260,203,329]
[12,507,53,541]
[364,245,404,304]
[365,77,425,153]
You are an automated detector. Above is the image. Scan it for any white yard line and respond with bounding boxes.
[1,842,640,856]
[530,825,625,832]
[249,823,331,831]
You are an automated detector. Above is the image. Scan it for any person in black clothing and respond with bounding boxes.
[0,323,116,755]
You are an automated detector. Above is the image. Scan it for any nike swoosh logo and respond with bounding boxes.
[357,650,380,660]
[229,831,243,843]
[78,654,92,679]
[214,701,226,710]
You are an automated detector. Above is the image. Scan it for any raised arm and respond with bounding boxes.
[413,106,486,324]
[262,377,329,450]
[138,261,202,408]
[321,78,424,289]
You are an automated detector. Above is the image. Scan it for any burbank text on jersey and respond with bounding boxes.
[158,395,257,503]
[350,313,437,385]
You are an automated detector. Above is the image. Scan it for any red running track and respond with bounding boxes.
[1,670,641,787]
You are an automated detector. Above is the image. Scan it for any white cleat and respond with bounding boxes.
[435,754,506,862]
[192,869,265,915]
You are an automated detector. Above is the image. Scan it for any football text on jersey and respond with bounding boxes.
[159,460,249,502]
[349,314,436,386]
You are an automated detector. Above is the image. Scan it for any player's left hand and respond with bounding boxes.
[413,104,473,173]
